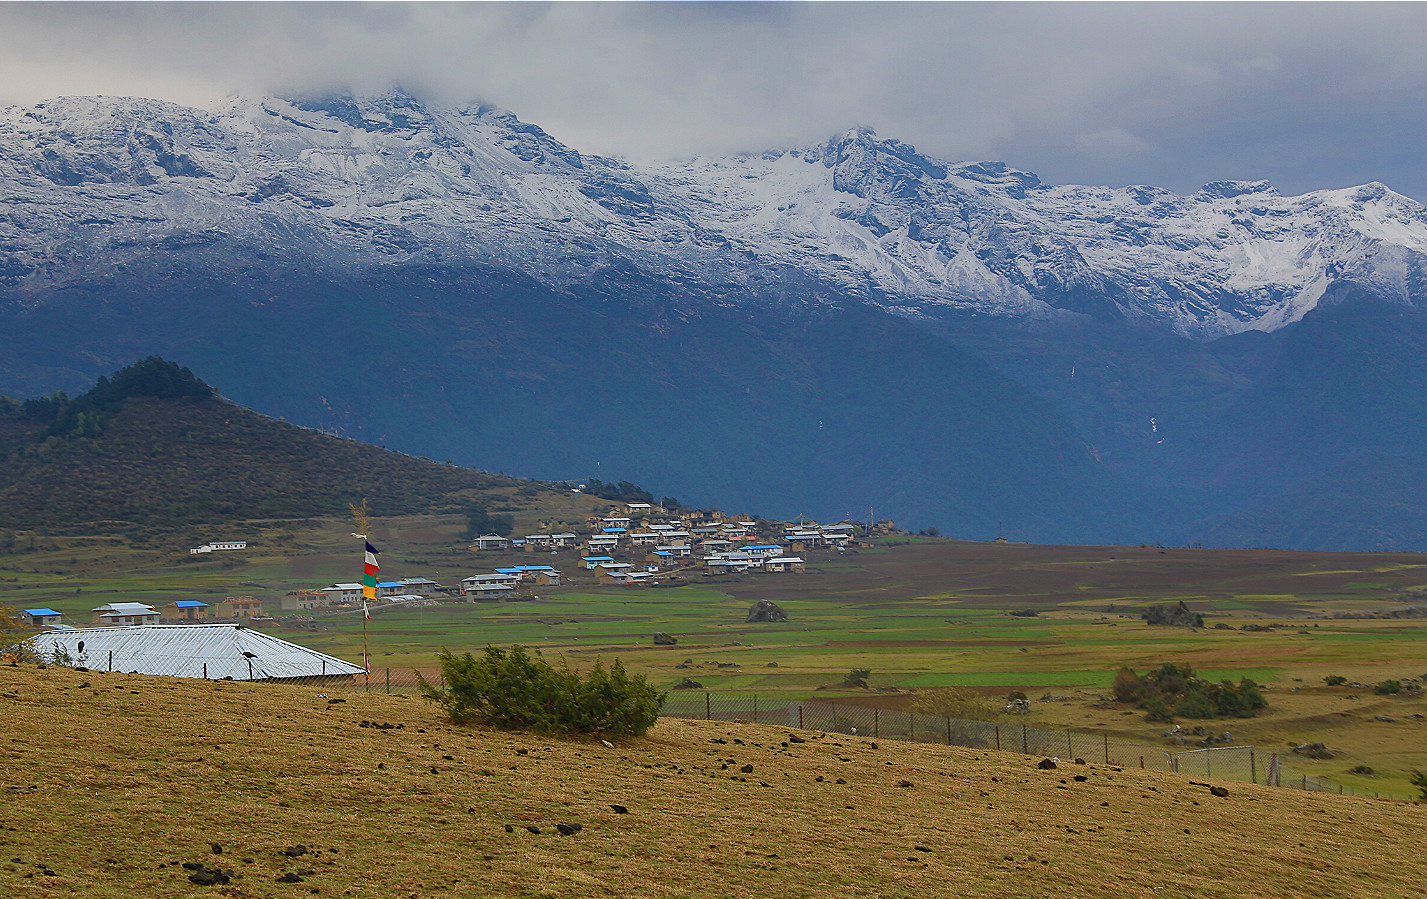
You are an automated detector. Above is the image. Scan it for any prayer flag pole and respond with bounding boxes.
[351,500,375,688]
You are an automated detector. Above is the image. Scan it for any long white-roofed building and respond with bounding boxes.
[27,624,364,681]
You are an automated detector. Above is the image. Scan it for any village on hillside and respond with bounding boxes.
[16,503,898,630]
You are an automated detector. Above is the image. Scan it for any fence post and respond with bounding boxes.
[202,662,207,680]
[753,694,758,724]
[945,716,952,746]
[1250,748,1256,784]
[1140,756,1144,769]
[995,724,1000,752]
[831,700,837,728]
[1067,731,1074,758]
[1302,774,1307,790]
[1207,752,1212,778]
[798,704,804,729]
[705,692,711,721]
[1103,733,1109,764]
[1021,724,1028,755]
[109,650,113,672]
[908,711,914,742]
[874,707,880,738]
[386,667,391,694]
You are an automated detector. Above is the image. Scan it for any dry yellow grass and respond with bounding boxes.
[2,663,1424,899]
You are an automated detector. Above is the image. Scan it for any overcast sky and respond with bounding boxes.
[1,2,1423,201]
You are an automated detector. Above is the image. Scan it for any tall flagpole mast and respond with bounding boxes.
[351,500,375,689]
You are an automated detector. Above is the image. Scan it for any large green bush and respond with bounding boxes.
[418,645,666,737]
[1117,664,1268,722]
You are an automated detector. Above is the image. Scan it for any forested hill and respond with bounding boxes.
[0,358,552,536]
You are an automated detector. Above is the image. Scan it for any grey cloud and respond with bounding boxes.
[0,2,1422,201]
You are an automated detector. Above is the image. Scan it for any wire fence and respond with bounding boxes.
[657,691,1413,801]
[15,641,1410,802]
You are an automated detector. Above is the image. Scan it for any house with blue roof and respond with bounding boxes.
[23,608,62,628]
[169,600,210,621]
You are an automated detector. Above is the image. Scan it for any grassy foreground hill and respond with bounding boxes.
[0,358,566,538]
[2,661,1424,899]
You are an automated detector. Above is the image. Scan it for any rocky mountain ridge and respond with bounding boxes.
[2,90,1425,550]
[2,92,1424,339]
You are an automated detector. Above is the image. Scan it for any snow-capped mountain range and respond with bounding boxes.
[2,91,1424,339]
[4,90,1427,551]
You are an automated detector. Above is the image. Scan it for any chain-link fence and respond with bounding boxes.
[1167,746,1405,799]
[660,692,1414,800]
[661,693,1164,766]
[18,638,1412,801]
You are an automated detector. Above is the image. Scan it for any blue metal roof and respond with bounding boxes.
[24,608,61,616]
[582,556,614,561]
[174,600,209,608]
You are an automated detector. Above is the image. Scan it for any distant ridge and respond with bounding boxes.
[0,358,545,535]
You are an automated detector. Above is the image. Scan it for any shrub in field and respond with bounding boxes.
[843,668,872,688]
[1411,769,1427,803]
[1125,663,1266,722]
[418,645,665,737]
[1141,696,1175,723]
[1324,675,1347,686]
[1112,667,1143,702]
[1374,680,1403,695]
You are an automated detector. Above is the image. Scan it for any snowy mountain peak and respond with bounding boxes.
[0,93,1424,339]
[1195,179,1277,200]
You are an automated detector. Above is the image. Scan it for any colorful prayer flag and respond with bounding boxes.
[362,540,380,601]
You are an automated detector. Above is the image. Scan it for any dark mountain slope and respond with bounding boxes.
[0,359,536,535]
[0,268,1139,544]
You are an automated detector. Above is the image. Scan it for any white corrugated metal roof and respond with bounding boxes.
[90,602,157,615]
[25,625,364,681]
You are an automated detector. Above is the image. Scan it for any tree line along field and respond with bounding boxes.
[4,513,1427,793]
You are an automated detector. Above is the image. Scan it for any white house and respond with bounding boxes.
[190,540,248,554]
[461,573,520,599]
[90,602,160,626]
[764,556,807,573]
[473,534,511,552]
[321,584,364,604]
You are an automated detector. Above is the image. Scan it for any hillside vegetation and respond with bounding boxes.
[2,662,1424,899]
[0,358,559,537]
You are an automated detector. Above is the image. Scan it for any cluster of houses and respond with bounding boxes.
[468,503,867,588]
[21,597,267,629]
[14,507,876,632]
[279,577,443,612]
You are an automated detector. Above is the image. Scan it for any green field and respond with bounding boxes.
[8,514,1427,792]
[7,514,1426,694]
